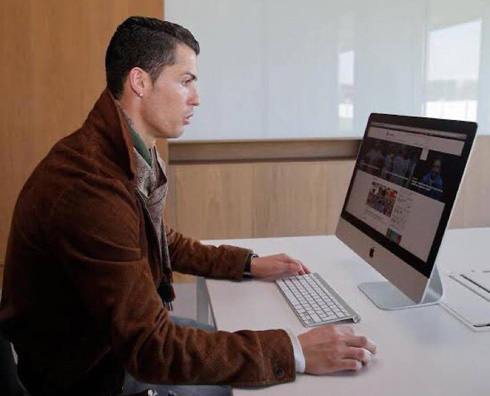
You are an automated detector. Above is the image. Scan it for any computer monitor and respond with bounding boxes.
[336,113,477,310]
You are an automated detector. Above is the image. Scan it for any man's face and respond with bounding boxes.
[431,160,441,175]
[140,44,200,139]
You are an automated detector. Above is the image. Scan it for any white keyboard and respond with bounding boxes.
[276,273,360,327]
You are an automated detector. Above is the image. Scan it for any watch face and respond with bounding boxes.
[244,252,257,276]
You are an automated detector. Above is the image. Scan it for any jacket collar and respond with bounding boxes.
[82,89,137,180]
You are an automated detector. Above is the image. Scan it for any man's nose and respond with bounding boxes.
[190,87,200,106]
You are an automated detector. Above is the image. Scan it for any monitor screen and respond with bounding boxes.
[337,114,476,307]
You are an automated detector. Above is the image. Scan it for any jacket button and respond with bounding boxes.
[274,366,285,379]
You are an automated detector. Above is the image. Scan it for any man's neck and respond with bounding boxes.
[118,97,156,149]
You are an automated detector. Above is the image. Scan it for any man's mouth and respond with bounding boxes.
[184,114,193,125]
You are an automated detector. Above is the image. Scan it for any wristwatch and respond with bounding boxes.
[243,252,258,278]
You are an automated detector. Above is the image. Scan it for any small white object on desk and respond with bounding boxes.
[441,270,490,331]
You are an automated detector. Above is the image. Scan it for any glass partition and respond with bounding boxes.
[166,0,490,140]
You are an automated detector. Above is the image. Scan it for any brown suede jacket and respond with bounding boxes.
[0,90,295,395]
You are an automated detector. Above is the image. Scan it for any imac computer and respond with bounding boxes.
[336,113,477,310]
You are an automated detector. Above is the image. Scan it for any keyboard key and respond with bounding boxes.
[310,314,322,322]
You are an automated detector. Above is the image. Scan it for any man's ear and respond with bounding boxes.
[127,67,151,98]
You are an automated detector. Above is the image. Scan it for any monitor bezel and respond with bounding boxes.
[339,113,477,279]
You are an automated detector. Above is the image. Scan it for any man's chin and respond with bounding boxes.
[171,129,185,139]
[161,128,184,139]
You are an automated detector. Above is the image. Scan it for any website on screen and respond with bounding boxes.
[346,123,466,262]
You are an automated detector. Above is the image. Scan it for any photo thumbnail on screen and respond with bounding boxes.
[386,227,402,244]
[408,150,460,203]
[366,182,398,217]
[359,138,421,189]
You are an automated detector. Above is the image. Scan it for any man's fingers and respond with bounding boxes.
[292,260,309,275]
[287,262,303,274]
[294,260,309,275]
[338,358,363,371]
[345,347,371,365]
[301,262,311,274]
[347,336,377,355]
[270,254,310,276]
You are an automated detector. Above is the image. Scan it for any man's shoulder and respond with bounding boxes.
[15,127,135,232]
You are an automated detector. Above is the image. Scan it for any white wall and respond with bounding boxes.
[166,0,490,140]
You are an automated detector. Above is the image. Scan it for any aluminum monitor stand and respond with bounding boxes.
[358,266,443,310]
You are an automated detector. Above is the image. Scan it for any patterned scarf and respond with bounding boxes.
[116,100,175,310]
[133,148,175,310]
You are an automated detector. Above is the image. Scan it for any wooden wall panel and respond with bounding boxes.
[171,163,255,239]
[0,1,164,269]
[170,160,355,240]
[169,136,490,241]
[251,161,354,237]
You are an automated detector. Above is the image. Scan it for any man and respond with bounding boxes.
[363,141,384,175]
[420,158,443,200]
[0,17,376,396]
[390,148,411,186]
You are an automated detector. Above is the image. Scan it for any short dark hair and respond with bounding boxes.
[105,16,200,99]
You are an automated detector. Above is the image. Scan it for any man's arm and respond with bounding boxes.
[163,211,377,375]
[167,226,311,280]
[165,225,251,279]
[49,176,296,386]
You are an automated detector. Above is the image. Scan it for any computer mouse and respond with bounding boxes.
[362,348,373,365]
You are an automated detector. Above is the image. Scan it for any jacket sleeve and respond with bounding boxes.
[165,225,251,280]
[48,175,295,386]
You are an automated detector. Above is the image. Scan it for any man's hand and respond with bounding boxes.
[298,325,377,374]
[250,254,310,279]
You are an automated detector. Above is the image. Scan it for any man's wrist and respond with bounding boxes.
[243,251,258,278]
[284,328,306,373]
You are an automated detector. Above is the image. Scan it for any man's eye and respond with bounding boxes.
[182,80,191,86]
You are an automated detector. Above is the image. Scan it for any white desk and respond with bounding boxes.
[204,228,490,396]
